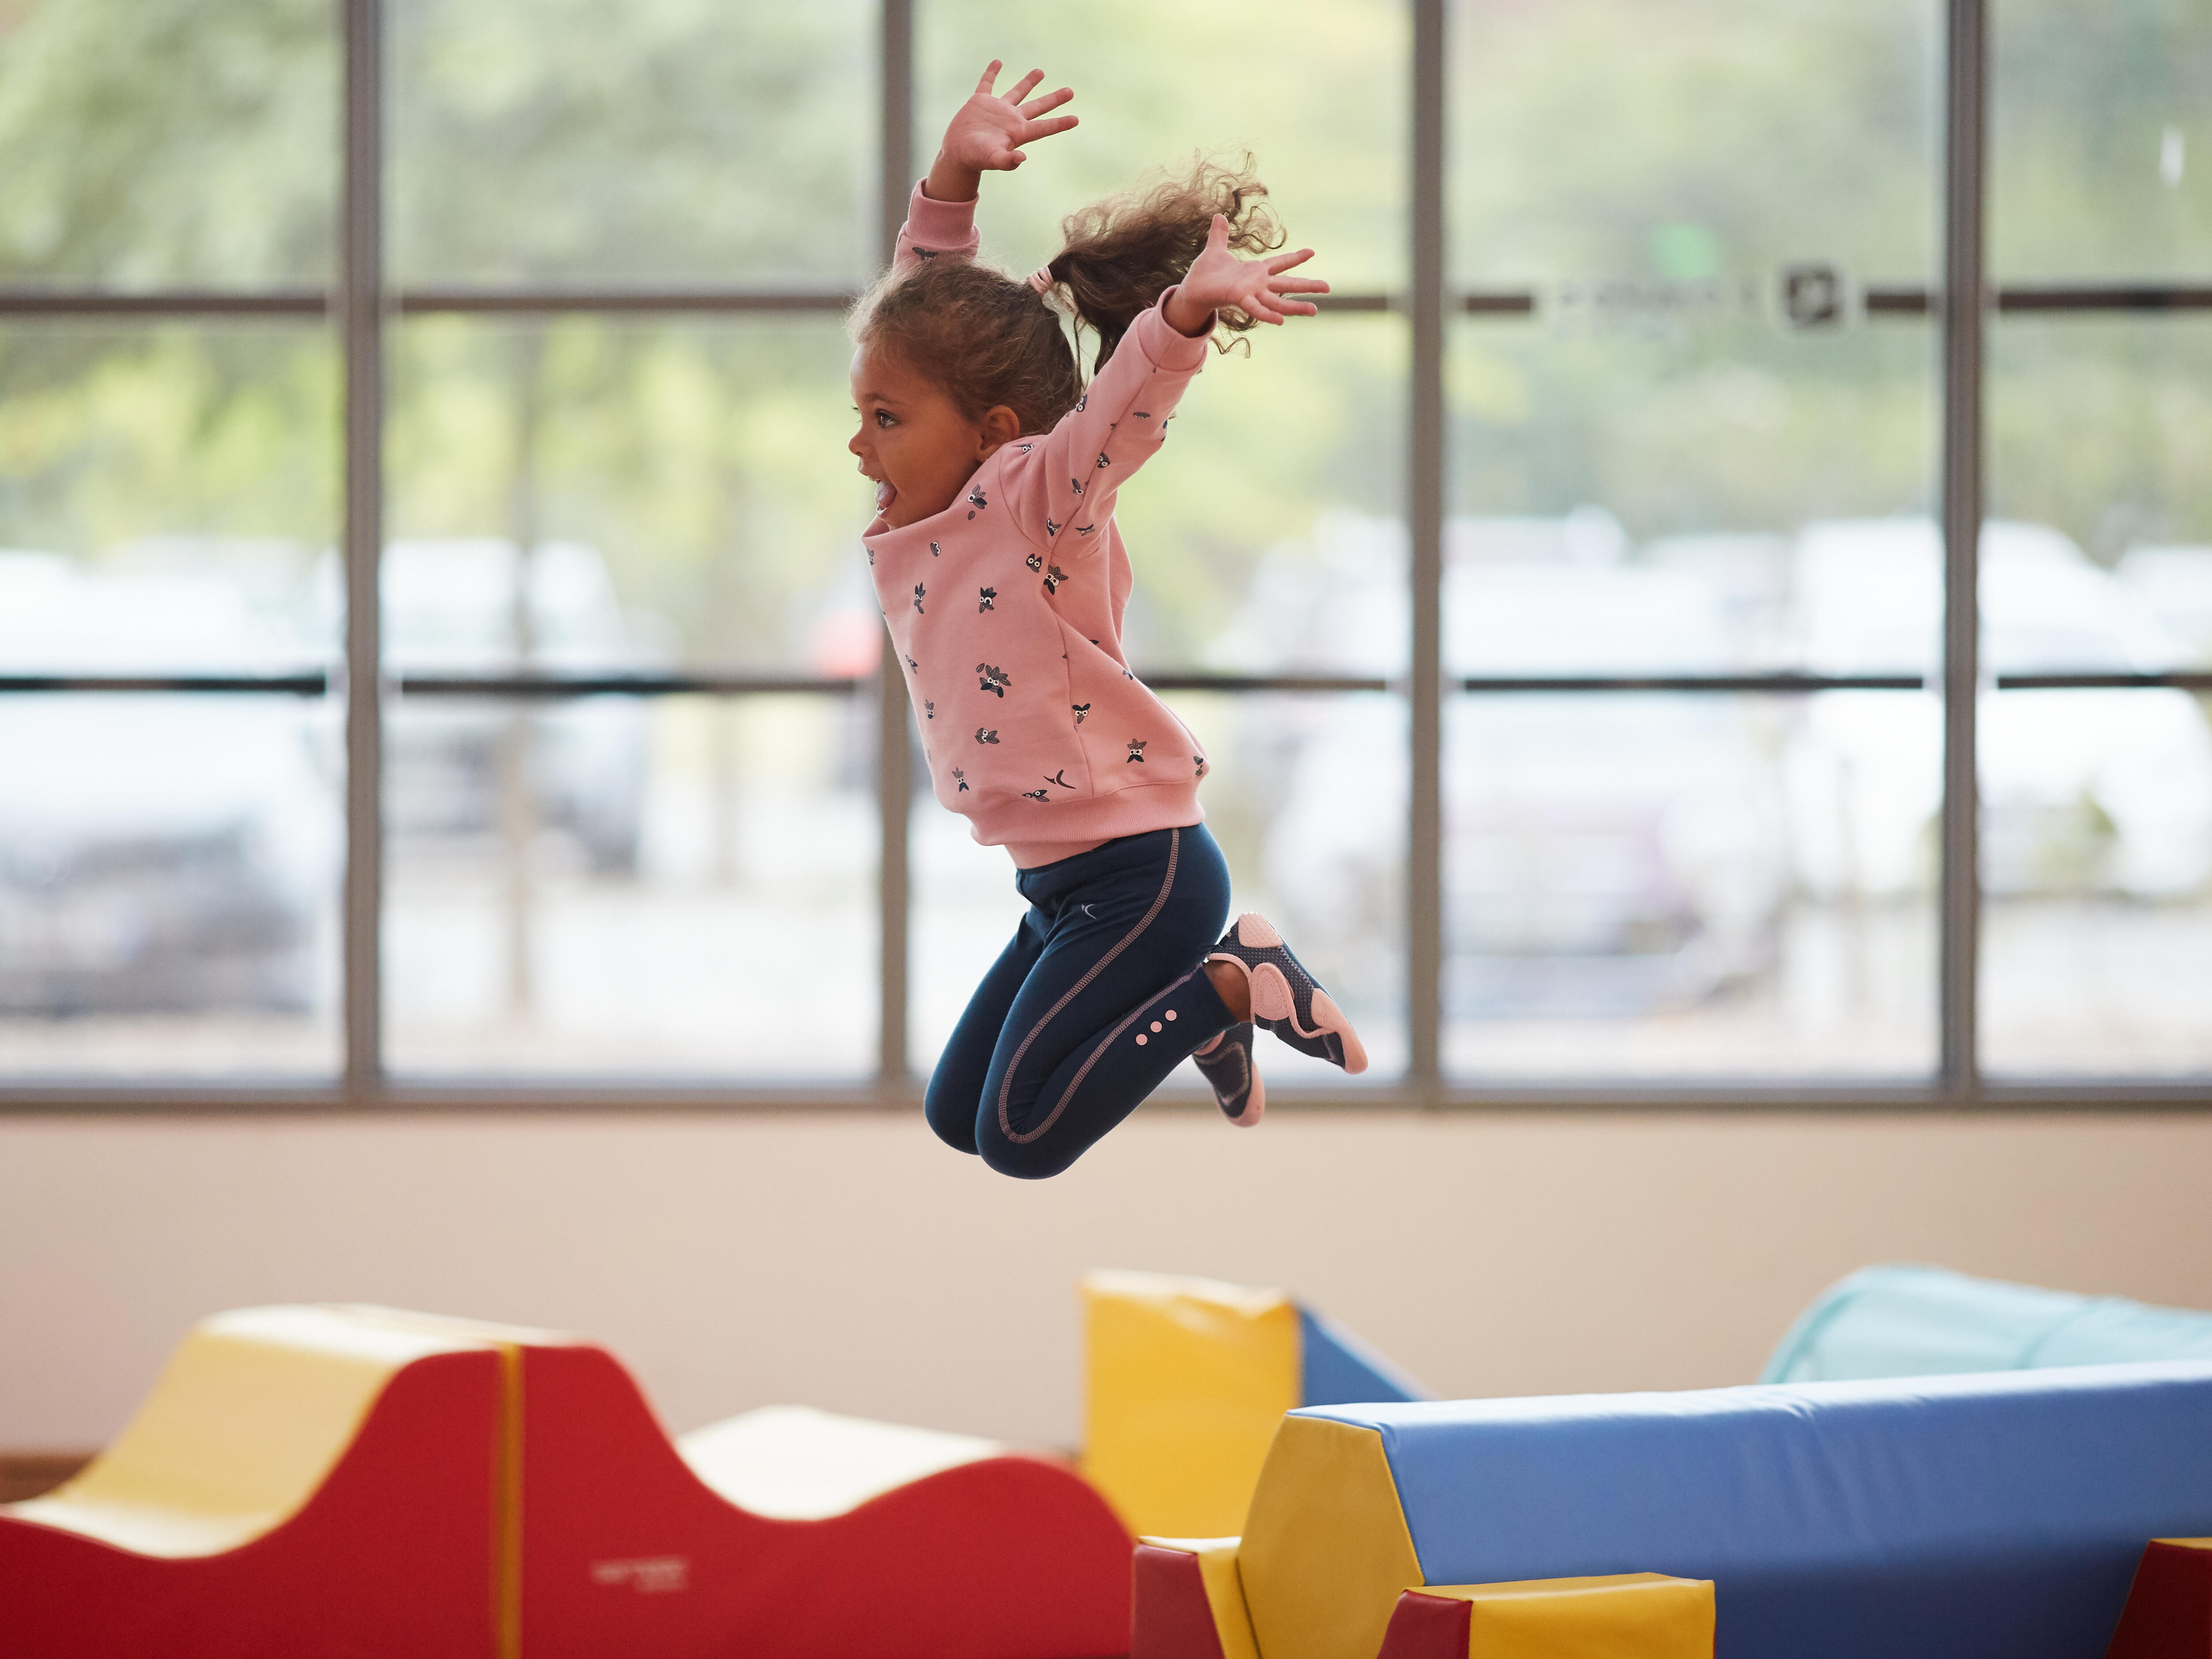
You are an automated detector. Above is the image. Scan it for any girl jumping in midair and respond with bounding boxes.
[850,61,1366,1178]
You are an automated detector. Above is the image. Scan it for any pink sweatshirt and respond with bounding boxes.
[863,183,1212,868]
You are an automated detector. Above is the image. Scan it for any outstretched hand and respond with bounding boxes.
[924,61,1078,203]
[1165,215,1330,337]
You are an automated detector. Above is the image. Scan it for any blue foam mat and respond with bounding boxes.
[1299,1362,2212,1659]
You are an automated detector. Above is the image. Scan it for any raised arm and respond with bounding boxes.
[1162,213,1329,338]
[895,61,1078,271]
[924,61,1078,204]
[998,296,1210,553]
[998,225,1329,548]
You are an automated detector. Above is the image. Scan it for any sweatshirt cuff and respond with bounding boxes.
[906,180,979,251]
[1131,285,1213,372]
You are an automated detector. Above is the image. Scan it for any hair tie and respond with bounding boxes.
[1026,265,1055,294]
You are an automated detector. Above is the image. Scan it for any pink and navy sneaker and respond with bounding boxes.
[1193,1022,1263,1127]
[1205,913,1369,1074]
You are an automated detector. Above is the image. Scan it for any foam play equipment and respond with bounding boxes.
[1134,1541,1711,1659]
[1,1303,1134,1659]
[2106,1537,2212,1659]
[1131,1361,2212,1659]
[1132,1538,1263,1659]
[379,1307,1134,1659]
[1762,1261,2212,1382]
[1081,1269,1426,1538]
[0,1306,507,1658]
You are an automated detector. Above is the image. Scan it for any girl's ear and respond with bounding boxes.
[975,404,1021,458]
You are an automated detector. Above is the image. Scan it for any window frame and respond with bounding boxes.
[3,0,2210,1113]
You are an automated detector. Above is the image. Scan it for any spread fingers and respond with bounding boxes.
[1018,84,1075,118]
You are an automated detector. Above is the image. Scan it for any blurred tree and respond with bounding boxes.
[1443,0,1938,546]
[0,0,335,573]
[1992,0,2212,282]
[0,328,335,557]
[390,0,867,284]
[0,0,333,286]
[1985,0,2212,558]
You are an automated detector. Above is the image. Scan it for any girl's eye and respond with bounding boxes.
[874,410,896,428]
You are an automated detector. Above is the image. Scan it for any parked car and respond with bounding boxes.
[1785,518,2212,898]
[0,552,335,1015]
[1240,515,1789,1017]
[2117,544,2212,663]
[319,539,657,874]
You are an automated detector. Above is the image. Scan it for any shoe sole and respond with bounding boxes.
[1228,1064,1265,1128]
[1197,1030,1266,1127]
[1231,915,1369,1075]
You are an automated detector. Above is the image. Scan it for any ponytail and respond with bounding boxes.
[1038,155,1284,370]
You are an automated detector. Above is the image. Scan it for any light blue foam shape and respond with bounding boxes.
[1762,1262,2212,1383]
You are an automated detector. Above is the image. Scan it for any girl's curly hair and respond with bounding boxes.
[847,156,1285,436]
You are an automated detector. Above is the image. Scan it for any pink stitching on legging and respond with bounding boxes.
[998,827,1182,1146]
[1048,966,1201,1126]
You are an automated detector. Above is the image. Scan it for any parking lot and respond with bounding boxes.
[6,520,2210,1086]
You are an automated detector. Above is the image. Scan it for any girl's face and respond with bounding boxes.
[849,343,1005,530]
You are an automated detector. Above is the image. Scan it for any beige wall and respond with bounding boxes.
[4,1109,2211,1453]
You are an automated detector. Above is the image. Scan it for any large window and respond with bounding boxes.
[1,0,2205,1106]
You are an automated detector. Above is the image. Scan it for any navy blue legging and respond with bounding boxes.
[926,823,1237,1180]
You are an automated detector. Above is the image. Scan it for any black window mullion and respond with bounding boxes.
[877,0,915,1097]
[1939,0,1988,1100]
[341,0,386,1106]
[1408,0,1447,1104]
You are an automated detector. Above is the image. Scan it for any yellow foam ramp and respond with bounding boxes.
[0,1305,510,1659]
[1081,1271,1302,1538]
[11,1305,489,1557]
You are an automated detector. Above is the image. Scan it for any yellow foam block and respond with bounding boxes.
[10,1306,492,1557]
[1141,1535,1262,1659]
[1081,1270,1301,1538]
[1421,1573,1716,1658]
[1238,1414,1424,1659]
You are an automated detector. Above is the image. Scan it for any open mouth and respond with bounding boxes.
[875,478,897,514]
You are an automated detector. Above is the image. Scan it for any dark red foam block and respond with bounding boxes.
[2107,1541,2212,1659]
[0,1348,503,1659]
[1376,1589,1473,1659]
[511,1340,1134,1659]
[1130,1543,1229,1659]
